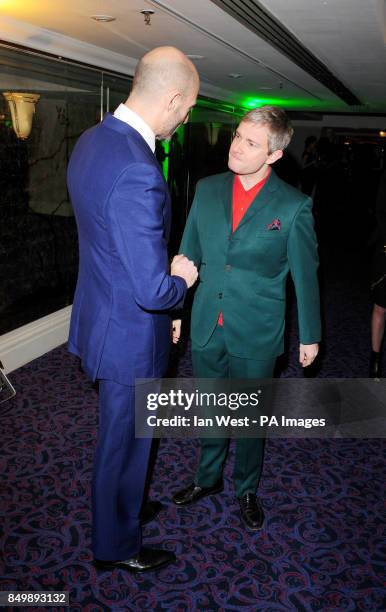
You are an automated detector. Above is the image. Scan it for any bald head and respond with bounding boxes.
[126,46,199,140]
[132,46,199,101]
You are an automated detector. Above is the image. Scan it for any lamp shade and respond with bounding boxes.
[2,92,40,139]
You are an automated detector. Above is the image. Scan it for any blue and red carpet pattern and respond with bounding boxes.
[1,246,385,610]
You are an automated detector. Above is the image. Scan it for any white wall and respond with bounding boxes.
[0,307,72,373]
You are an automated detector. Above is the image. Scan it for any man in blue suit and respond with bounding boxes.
[67,46,199,573]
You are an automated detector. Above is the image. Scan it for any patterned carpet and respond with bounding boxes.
[1,244,385,611]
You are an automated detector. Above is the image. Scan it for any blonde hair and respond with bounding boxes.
[241,106,294,153]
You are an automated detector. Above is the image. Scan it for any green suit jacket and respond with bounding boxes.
[180,170,321,359]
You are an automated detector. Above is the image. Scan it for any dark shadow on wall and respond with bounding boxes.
[0,117,78,335]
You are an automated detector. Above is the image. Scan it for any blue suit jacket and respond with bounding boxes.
[67,113,186,385]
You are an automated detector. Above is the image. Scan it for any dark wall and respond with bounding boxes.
[0,47,129,335]
[0,95,96,334]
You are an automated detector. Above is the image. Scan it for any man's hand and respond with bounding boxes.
[299,343,319,367]
[171,254,198,288]
[172,319,182,344]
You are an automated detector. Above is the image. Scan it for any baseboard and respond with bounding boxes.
[0,306,72,373]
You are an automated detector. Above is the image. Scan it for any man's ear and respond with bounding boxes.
[267,149,283,165]
[168,91,181,111]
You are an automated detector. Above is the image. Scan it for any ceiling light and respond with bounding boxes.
[141,10,154,25]
[380,131,386,137]
[228,73,242,79]
[187,54,205,60]
[91,15,116,22]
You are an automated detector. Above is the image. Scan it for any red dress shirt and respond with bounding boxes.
[218,171,270,326]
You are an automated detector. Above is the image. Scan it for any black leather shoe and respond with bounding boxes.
[172,480,223,505]
[238,493,265,531]
[369,350,381,379]
[93,547,176,573]
[140,500,163,525]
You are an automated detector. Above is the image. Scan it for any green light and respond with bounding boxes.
[191,91,376,117]
[161,140,169,181]
[243,97,284,108]
[175,124,185,147]
[239,95,347,112]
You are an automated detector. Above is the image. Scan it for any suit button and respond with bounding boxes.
[218,292,223,299]
[225,264,231,271]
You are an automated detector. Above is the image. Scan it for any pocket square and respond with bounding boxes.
[267,218,281,231]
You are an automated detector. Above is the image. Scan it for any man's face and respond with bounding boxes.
[160,83,199,140]
[228,121,281,176]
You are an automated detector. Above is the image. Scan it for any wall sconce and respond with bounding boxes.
[2,92,40,139]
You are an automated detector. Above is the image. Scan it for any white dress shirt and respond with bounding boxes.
[113,103,156,153]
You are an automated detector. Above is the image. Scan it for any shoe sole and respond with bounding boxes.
[93,556,176,574]
[242,521,264,532]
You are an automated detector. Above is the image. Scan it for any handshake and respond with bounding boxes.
[171,254,198,288]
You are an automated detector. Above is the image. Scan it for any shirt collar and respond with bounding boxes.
[113,103,156,153]
[236,167,271,192]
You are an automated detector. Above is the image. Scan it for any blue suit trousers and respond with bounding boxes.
[92,381,152,560]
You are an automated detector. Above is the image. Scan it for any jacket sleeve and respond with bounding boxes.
[179,181,203,267]
[287,196,321,344]
[108,162,187,311]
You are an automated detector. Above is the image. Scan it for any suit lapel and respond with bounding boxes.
[163,190,171,241]
[233,169,278,233]
[220,172,234,234]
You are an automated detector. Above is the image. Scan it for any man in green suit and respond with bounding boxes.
[172,106,321,530]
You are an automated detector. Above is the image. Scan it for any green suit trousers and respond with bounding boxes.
[191,324,275,498]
